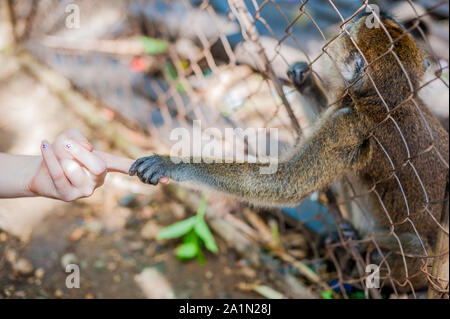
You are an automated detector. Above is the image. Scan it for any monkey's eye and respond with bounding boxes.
[424,60,431,71]
[355,56,364,74]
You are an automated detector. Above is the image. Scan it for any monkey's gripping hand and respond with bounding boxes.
[129,155,174,185]
[287,61,328,114]
[287,62,313,92]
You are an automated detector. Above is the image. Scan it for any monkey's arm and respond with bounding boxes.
[130,107,369,206]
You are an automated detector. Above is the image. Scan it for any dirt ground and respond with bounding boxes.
[0,51,263,299]
[0,190,262,299]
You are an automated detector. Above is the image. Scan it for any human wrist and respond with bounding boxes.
[0,154,42,198]
[21,155,43,197]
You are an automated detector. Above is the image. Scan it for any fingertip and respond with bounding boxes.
[63,139,75,152]
[41,140,55,162]
[130,168,139,177]
[41,140,50,151]
[129,162,138,176]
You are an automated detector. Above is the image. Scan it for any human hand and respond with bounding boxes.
[28,129,135,201]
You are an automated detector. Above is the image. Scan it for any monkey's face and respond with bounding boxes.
[326,15,426,107]
[325,36,365,88]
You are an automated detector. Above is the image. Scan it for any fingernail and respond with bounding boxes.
[42,141,49,150]
[65,142,73,150]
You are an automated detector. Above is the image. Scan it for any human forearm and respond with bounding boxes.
[0,153,42,198]
[1,128,135,201]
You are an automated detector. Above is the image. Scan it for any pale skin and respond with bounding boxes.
[0,129,168,201]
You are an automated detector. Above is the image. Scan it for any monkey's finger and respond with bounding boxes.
[130,156,169,184]
[129,157,148,176]
[131,155,159,176]
[65,128,93,152]
[136,156,162,177]
[149,169,167,185]
[93,150,134,174]
[140,164,165,185]
[64,139,106,176]
[41,140,73,191]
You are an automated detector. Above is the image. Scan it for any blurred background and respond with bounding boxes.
[0,0,448,299]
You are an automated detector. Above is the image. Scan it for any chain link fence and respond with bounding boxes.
[6,0,449,298]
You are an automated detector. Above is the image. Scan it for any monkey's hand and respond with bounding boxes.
[288,62,328,114]
[129,155,173,185]
[287,62,313,93]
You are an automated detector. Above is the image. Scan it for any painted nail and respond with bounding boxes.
[65,142,73,150]
[42,142,49,150]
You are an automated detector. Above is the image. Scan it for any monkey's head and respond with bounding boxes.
[327,13,427,109]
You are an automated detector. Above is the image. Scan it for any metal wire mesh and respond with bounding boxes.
[8,0,449,298]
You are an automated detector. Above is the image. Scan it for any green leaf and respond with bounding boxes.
[183,230,199,244]
[140,36,168,55]
[196,195,207,218]
[176,242,199,259]
[176,82,186,93]
[157,216,197,240]
[194,218,218,253]
[321,290,334,299]
[163,62,178,80]
[350,291,366,299]
[163,62,186,93]
[196,248,206,264]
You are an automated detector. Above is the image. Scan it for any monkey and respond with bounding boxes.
[130,13,449,292]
